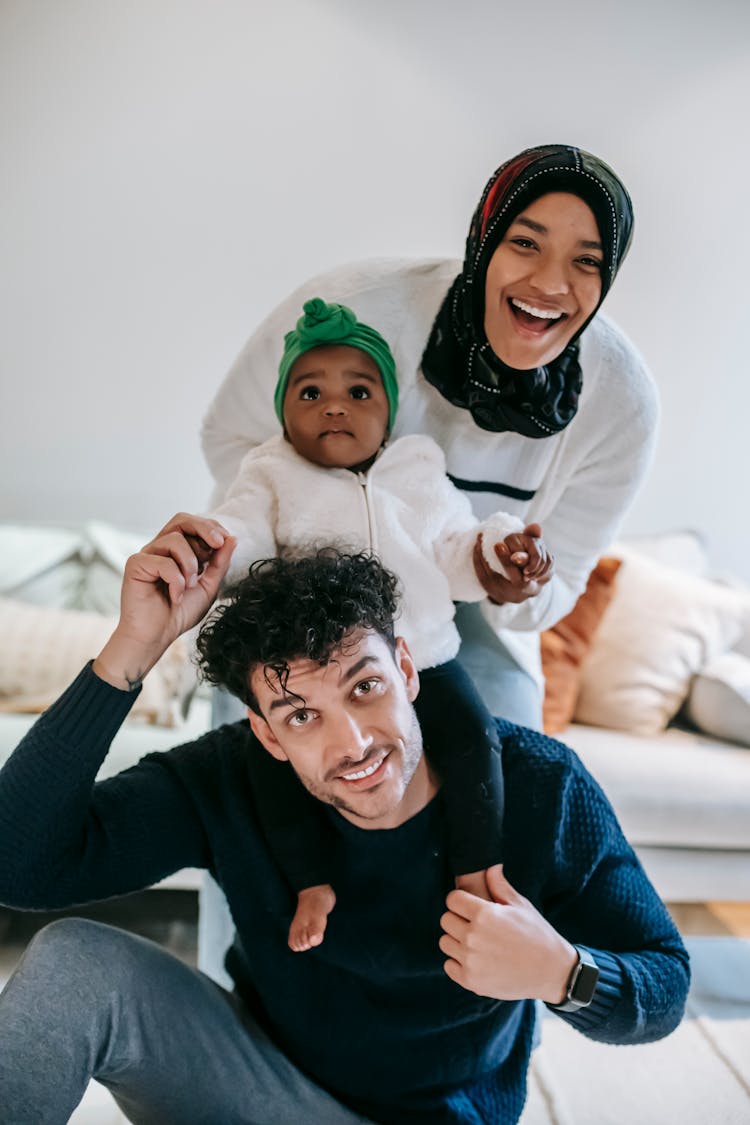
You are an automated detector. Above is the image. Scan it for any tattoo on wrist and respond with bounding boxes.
[125,673,143,693]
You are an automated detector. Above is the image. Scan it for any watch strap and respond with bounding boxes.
[548,945,600,1012]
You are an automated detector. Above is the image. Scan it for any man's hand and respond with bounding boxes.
[474,523,554,606]
[439,864,577,1003]
[93,514,235,691]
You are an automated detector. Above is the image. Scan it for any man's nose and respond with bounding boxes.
[327,711,372,763]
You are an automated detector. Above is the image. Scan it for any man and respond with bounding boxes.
[0,514,689,1125]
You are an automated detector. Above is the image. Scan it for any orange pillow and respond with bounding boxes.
[541,557,621,734]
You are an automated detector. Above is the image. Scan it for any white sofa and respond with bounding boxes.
[1,523,748,905]
[552,532,750,903]
[564,722,750,902]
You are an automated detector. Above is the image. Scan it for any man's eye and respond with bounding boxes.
[354,678,380,696]
[288,710,311,726]
[299,387,320,401]
[350,385,371,400]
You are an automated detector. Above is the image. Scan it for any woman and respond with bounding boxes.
[202,143,657,728]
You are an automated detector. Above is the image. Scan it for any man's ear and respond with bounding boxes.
[394,636,420,703]
[247,708,289,762]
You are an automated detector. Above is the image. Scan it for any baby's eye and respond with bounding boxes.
[299,386,320,401]
[349,385,371,400]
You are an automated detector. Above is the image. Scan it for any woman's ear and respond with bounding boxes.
[248,709,289,762]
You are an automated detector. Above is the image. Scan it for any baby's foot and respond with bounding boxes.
[288,884,337,952]
[456,869,492,902]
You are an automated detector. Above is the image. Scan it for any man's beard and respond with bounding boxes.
[294,708,424,820]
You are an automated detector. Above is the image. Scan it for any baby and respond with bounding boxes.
[212,298,553,951]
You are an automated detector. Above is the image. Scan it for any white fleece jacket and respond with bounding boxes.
[202,259,659,678]
[213,433,522,670]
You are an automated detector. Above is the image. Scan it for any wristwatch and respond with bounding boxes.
[548,946,600,1012]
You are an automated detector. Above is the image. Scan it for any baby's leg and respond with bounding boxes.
[247,736,337,950]
[415,661,504,901]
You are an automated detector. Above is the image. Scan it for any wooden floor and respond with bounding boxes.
[667,901,750,937]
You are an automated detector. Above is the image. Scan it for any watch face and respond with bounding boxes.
[571,958,599,1005]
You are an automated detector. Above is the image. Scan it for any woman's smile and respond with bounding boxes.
[483,192,602,369]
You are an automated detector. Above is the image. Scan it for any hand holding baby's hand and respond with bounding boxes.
[496,523,554,583]
[473,523,554,605]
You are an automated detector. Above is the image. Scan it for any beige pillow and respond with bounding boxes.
[575,551,749,735]
[0,597,188,726]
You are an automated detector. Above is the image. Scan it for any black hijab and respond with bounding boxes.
[421,144,634,437]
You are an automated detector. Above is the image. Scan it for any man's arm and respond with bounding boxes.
[439,731,690,1045]
[0,515,236,910]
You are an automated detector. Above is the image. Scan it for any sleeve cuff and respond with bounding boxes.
[545,946,625,1031]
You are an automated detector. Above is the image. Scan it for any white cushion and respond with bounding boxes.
[616,530,710,578]
[0,525,84,608]
[686,651,750,748]
[575,550,748,735]
[0,597,189,726]
[79,521,147,614]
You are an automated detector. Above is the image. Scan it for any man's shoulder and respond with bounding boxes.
[496,720,596,802]
[497,721,624,867]
[139,718,252,781]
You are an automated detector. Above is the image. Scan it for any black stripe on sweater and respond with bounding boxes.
[447,474,536,502]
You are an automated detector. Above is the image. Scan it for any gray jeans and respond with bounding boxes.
[0,918,371,1125]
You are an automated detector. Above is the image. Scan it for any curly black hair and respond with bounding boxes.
[195,549,401,713]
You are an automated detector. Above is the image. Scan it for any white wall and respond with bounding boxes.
[2,0,749,578]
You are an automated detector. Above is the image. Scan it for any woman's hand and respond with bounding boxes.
[93,514,236,690]
[474,523,554,605]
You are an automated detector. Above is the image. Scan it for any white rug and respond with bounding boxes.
[520,938,750,1125]
[54,937,750,1124]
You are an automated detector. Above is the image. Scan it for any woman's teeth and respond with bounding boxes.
[510,298,564,321]
[341,754,385,781]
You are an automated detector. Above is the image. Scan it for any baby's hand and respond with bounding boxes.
[475,522,554,606]
[500,524,554,583]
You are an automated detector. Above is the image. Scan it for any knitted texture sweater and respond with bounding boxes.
[0,667,689,1125]
[201,259,660,678]
[213,433,523,669]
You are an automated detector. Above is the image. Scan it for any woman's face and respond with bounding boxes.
[483,192,603,370]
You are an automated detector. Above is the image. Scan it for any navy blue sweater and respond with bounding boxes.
[0,666,689,1124]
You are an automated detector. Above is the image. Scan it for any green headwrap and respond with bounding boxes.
[275,298,398,430]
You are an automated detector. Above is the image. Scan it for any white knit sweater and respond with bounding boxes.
[213,433,522,670]
[202,259,659,677]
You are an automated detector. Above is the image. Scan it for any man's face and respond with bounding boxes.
[248,631,435,829]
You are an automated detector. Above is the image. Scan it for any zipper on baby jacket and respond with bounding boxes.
[356,469,378,554]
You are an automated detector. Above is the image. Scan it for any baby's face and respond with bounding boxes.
[283,344,390,472]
